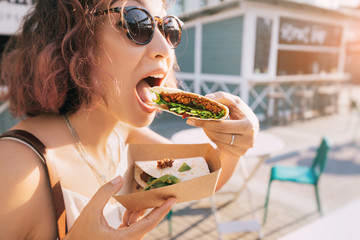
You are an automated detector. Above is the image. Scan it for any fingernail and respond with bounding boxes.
[205,93,216,99]
[111,175,122,185]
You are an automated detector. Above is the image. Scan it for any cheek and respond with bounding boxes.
[97,28,139,76]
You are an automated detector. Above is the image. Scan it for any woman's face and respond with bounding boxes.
[95,0,175,127]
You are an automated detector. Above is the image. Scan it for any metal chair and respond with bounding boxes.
[316,86,339,115]
[292,89,315,121]
[266,91,290,125]
[263,137,330,224]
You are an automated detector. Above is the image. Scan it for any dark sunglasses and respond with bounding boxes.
[95,6,184,48]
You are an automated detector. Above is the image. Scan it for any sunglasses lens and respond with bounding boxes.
[125,8,154,44]
[163,16,181,48]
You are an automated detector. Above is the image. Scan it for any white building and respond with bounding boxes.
[168,0,360,14]
[0,0,33,35]
[170,0,360,122]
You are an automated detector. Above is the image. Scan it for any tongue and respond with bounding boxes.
[136,80,156,105]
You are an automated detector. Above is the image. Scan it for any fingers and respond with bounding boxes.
[127,197,176,236]
[187,118,254,134]
[127,210,147,226]
[203,128,255,148]
[186,92,258,134]
[85,176,124,214]
[185,91,259,159]
[206,92,259,129]
[118,210,131,228]
[206,92,247,119]
[118,209,146,229]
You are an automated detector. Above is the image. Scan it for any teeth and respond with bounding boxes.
[149,74,164,79]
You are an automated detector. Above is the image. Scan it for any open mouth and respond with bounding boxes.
[136,74,165,106]
[143,76,162,88]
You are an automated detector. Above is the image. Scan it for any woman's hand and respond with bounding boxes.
[64,176,176,240]
[186,92,259,189]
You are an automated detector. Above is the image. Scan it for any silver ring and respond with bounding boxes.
[230,134,235,146]
[127,220,136,226]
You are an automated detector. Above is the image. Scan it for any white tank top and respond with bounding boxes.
[62,133,131,230]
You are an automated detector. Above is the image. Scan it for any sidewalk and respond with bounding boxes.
[146,87,360,240]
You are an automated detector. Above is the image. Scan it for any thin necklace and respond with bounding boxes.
[63,115,115,186]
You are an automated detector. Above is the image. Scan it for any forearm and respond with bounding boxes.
[215,149,242,191]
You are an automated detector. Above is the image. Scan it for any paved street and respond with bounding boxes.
[146,86,360,240]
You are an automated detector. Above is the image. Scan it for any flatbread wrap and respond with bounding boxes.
[151,87,229,120]
[134,157,210,191]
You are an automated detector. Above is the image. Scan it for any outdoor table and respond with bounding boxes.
[171,128,284,239]
[279,198,360,240]
[171,128,284,198]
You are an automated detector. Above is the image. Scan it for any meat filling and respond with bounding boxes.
[140,171,151,183]
[160,92,224,115]
[157,157,174,169]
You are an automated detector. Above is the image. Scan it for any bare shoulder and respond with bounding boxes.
[0,139,57,239]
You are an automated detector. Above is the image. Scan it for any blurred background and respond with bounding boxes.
[1,0,360,239]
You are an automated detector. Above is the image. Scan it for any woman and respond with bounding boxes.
[0,0,259,239]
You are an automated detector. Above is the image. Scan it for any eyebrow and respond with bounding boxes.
[110,0,117,6]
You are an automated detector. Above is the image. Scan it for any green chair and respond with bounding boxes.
[263,137,330,224]
[167,210,173,236]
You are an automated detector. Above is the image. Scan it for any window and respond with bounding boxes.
[254,17,273,74]
[276,17,342,76]
[277,50,338,75]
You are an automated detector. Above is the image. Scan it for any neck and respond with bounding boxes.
[65,107,119,160]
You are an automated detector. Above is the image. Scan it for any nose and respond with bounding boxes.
[147,27,172,59]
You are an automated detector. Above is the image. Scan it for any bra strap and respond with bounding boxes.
[0,130,67,239]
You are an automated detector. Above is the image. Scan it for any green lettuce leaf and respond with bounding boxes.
[142,174,180,191]
[153,93,225,119]
[178,163,191,172]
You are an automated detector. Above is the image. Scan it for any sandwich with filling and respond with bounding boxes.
[150,87,229,120]
[134,157,210,191]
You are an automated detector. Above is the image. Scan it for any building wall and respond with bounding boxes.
[0,108,19,134]
[177,16,244,76]
[175,11,245,97]
[176,27,196,73]
[201,16,243,75]
[174,0,353,122]
[176,16,244,75]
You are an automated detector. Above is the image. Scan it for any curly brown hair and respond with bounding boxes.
[0,0,110,117]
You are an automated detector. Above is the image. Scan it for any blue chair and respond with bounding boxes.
[263,137,330,224]
[167,210,173,236]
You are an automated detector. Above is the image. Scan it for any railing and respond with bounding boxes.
[177,72,351,122]
[177,72,244,98]
[248,73,351,118]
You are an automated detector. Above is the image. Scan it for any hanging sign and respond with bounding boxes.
[0,2,32,35]
[279,17,342,47]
